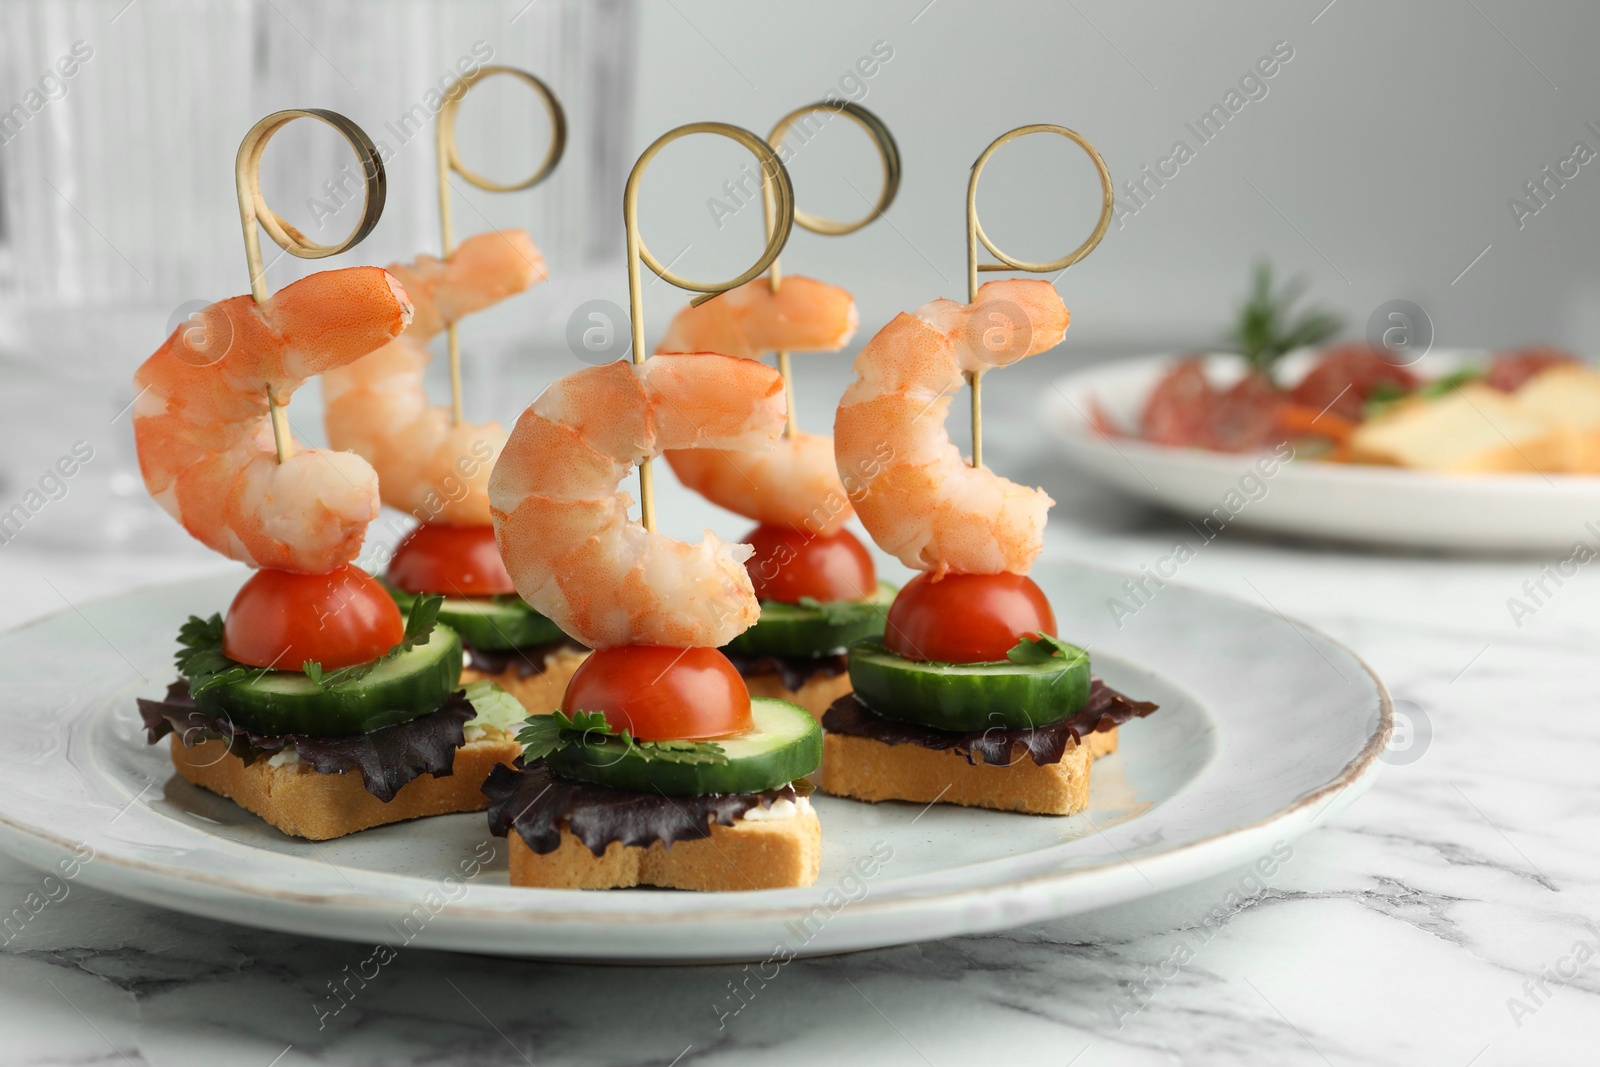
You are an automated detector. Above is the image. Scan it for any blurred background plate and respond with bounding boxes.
[1040,350,1600,552]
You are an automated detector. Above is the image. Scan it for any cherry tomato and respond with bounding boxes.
[561,645,753,741]
[385,522,515,597]
[883,571,1056,663]
[743,524,877,604]
[223,564,403,670]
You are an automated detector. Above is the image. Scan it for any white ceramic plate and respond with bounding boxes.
[0,565,1388,962]
[1040,351,1600,552]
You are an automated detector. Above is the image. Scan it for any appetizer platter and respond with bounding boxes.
[0,560,1387,959]
[1042,267,1600,550]
[0,102,1392,959]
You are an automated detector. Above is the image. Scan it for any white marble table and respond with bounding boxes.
[2,354,1596,1066]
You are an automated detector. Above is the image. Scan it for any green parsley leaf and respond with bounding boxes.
[173,614,253,694]
[1006,633,1090,669]
[513,708,728,766]
[298,658,378,691]
[1419,368,1482,399]
[515,708,628,762]
[399,594,443,652]
[634,739,728,765]
[554,709,621,740]
[1362,381,1412,420]
[300,594,444,691]
[515,715,563,762]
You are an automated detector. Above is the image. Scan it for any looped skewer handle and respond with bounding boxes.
[234,108,387,464]
[235,109,387,302]
[622,121,796,533]
[966,123,1113,301]
[435,66,567,426]
[626,121,794,316]
[962,123,1113,468]
[435,65,567,255]
[760,101,901,437]
[765,100,901,241]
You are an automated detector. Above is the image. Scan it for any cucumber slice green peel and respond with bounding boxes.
[174,596,463,737]
[722,582,896,660]
[516,700,822,796]
[846,633,1091,732]
[386,584,565,651]
[189,624,463,737]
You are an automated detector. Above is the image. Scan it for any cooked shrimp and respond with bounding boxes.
[657,275,858,534]
[322,230,545,525]
[489,354,786,649]
[833,278,1069,577]
[133,267,413,573]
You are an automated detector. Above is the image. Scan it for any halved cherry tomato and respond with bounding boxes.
[884,571,1056,663]
[223,564,403,670]
[561,645,752,741]
[743,524,876,604]
[386,522,515,597]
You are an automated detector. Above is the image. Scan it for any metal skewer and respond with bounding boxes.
[623,122,796,533]
[760,101,901,437]
[436,66,567,427]
[963,124,1114,468]
[234,109,387,464]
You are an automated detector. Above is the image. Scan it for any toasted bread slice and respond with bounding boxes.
[461,645,588,716]
[1512,365,1600,472]
[507,808,821,890]
[820,732,1091,815]
[1349,384,1560,472]
[1084,726,1118,760]
[168,731,520,841]
[743,668,856,722]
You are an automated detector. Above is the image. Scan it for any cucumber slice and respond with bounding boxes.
[192,625,463,737]
[387,586,564,651]
[847,638,1090,732]
[722,582,896,660]
[544,698,822,796]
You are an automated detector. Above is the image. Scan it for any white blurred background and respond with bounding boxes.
[1,0,1598,554]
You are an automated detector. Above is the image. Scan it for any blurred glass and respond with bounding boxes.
[0,0,635,551]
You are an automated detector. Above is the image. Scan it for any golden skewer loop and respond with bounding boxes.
[761,101,901,436]
[623,122,795,533]
[436,66,567,427]
[963,123,1113,468]
[235,109,387,464]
